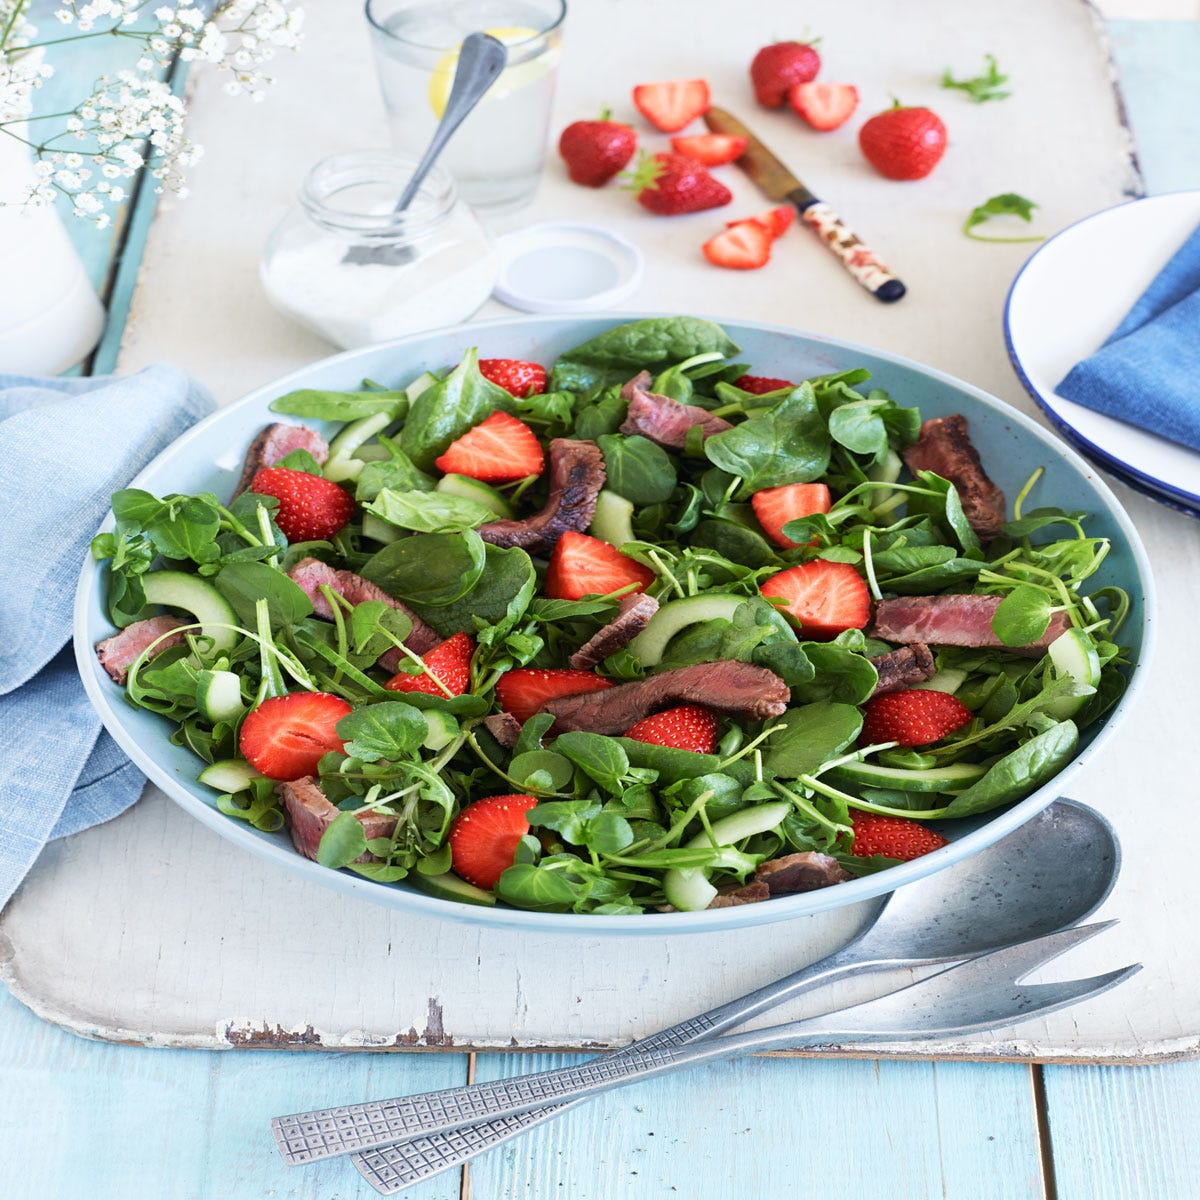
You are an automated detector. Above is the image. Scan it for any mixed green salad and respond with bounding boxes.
[92,316,1130,915]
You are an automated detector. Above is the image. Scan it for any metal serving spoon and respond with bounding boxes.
[278,798,1121,1187]
[343,31,507,267]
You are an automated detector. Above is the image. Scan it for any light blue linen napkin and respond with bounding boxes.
[0,367,214,909]
[1056,221,1200,452]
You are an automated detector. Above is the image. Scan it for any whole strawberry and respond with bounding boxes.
[750,39,821,108]
[859,101,948,180]
[250,467,355,543]
[558,107,637,187]
[860,688,973,747]
[849,812,948,861]
[627,151,732,216]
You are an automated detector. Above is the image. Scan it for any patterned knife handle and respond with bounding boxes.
[798,199,906,302]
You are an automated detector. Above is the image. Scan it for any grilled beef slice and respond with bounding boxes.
[754,852,853,894]
[707,881,772,908]
[618,371,733,449]
[868,642,937,697]
[902,415,1007,540]
[275,776,396,862]
[482,712,523,749]
[233,423,330,497]
[477,438,606,557]
[872,594,1070,656]
[568,593,660,669]
[543,661,790,734]
[95,615,189,685]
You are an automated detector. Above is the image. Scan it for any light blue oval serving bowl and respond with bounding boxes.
[73,314,1155,934]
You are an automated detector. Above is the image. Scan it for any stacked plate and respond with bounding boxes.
[1005,191,1200,517]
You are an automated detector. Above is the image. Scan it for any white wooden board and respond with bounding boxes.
[8,0,1200,1063]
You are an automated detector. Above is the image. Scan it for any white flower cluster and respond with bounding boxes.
[2,0,303,222]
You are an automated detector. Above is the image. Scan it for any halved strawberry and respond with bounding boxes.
[760,560,871,641]
[788,82,859,131]
[434,411,545,483]
[860,689,974,748]
[477,358,548,398]
[727,206,795,240]
[545,531,656,601]
[495,667,614,725]
[384,631,474,697]
[625,705,718,754]
[448,794,540,889]
[733,373,795,395]
[250,468,355,544]
[751,482,832,548]
[702,221,772,270]
[669,133,747,166]
[632,78,711,132]
[849,812,948,861]
[238,692,352,781]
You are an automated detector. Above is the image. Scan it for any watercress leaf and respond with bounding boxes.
[215,560,313,628]
[588,811,635,854]
[316,811,369,869]
[336,701,428,762]
[510,750,575,792]
[940,721,1078,817]
[366,488,495,533]
[906,471,982,555]
[269,387,408,421]
[512,834,542,866]
[597,433,677,504]
[514,713,556,756]
[349,599,412,656]
[991,584,1054,646]
[553,731,629,790]
[762,702,863,778]
[528,800,603,843]
[348,861,410,882]
[999,508,1087,539]
[828,400,889,458]
[360,528,487,606]
[942,53,1010,103]
[111,488,168,529]
[495,863,579,912]
[399,348,514,468]
[146,495,222,562]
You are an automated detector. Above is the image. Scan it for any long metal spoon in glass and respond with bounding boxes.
[318,798,1122,1191]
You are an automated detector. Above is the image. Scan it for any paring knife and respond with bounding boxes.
[705,106,906,303]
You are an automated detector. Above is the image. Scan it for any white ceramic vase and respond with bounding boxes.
[0,126,106,375]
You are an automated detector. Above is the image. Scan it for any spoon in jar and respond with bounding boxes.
[336,797,1121,1191]
[343,31,507,266]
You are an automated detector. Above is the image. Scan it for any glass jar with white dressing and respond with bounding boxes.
[261,151,497,350]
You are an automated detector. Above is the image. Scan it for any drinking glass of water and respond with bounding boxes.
[365,0,567,213]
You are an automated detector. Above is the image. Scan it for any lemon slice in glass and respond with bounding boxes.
[427,26,558,117]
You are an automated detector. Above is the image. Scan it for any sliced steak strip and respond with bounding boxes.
[754,852,852,894]
[275,776,396,863]
[868,642,937,697]
[618,370,733,449]
[95,615,189,685]
[872,594,1071,657]
[903,414,1007,540]
[568,593,660,670]
[287,556,442,657]
[544,660,789,734]
[477,438,606,557]
[482,712,522,750]
[234,423,329,497]
[707,880,771,908]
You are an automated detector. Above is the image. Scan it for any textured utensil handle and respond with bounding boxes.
[799,201,906,302]
[351,1014,724,1192]
[273,1045,684,1165]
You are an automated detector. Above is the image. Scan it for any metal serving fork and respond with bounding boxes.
[272,922,1137,1168]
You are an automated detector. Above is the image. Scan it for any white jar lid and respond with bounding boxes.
[491,221,644,313]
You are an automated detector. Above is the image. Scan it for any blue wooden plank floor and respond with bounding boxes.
[3,14,1198,1200]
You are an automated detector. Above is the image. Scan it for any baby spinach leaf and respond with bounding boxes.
[270,387,408,422]
[361,529,487,606]
[273,449,324,475]
[354,437,436,502]
[690,519,777,568]
[572,386,627,439]
[991,584,1054,646]
[762,703,863,778]
[216,560,313,628]
[597,434,677,504]
[336,701,428,762]
[940,721,1078,817]
[529,597,619,622]
[789,643,878,705]
[409,542,535,637]
[316,811,369,869]
[399,348,513,468]
[963,193,1043,243]
[495,863,580,912]
[554,731,629,790]
[906,472,982,555]
[366,488,495,533]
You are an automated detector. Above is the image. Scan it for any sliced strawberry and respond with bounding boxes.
[788,82,859,131]
[625,705,718,754]
[733,373,795,395]
[249,468,355,544]
[448,794,540,889]
[238,692,352,781]
[545,531,655,601]
[727,206,795,240]
[751,482,832,548]
[702,221,772,270]
[632,78,711,132]
[849,812,948,861]
[384,631,474,697]
[860,689,974,748]
[434,411,545,483]
[761,560,871,641]
[495,668,614,725]
[669,133,747,166]
[477,358,548,398]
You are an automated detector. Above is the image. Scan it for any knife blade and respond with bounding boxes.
[705,106,906,303]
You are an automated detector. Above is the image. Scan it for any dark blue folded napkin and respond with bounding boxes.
[1056,220,1200,452]
[0,367,213,909]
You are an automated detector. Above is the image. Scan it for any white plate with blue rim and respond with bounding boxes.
[1004,190,1200,513]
